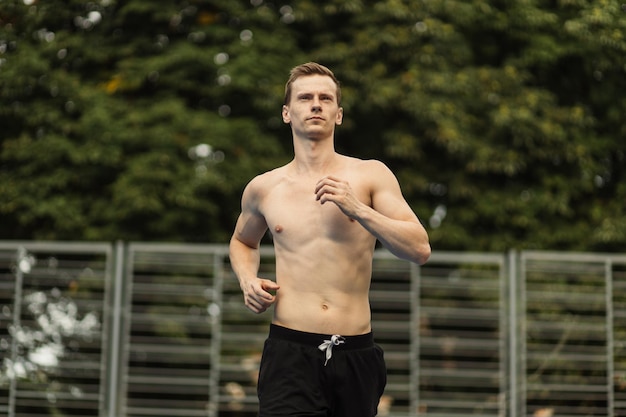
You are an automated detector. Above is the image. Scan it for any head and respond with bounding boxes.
[283,62,341,106]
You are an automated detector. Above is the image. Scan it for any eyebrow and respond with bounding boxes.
[296,92,335,100]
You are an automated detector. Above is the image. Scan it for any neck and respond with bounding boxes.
[292,136,338,176]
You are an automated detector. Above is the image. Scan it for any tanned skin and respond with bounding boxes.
[229,72,430,336]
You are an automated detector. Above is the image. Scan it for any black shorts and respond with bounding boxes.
[257,324,387,417]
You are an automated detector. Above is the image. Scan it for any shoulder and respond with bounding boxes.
[241,166,288,204]
[358,158,391,171]
[346,157,396,181]
[341,155,389,170]
[344,157,404,199]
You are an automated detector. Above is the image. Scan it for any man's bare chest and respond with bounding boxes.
[261,179,370,243]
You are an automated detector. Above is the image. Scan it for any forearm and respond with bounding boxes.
[229,235,279,314]
[229,237,261,286]
[355,205,431,265]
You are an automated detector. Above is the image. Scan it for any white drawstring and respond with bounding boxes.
[318,334,345,366]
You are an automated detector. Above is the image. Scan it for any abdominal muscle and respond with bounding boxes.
[270,240,375,336]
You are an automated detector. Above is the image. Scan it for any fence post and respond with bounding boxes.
[103,241,125,417]
[606,259,615,417]
[7,247,29,417]
[207,250,225,417]
[508,250,518,417]
[410,261,421,415]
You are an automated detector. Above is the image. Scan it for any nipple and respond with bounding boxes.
[274,225,283,233]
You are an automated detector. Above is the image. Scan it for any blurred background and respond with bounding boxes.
[1,0,625,251]
[1,0,625,416]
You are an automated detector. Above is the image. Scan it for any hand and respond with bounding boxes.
[314,175,362,218]
[241,278,280,314]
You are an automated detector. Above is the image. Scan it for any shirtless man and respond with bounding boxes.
[229,62,430,417]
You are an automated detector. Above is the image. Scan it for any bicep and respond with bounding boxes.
[232,210,268,249]
[232,180,269,248]
[370,162,420,223]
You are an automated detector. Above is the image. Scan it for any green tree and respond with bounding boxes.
[1,0,625,251]
[286,0,626,251]
[1,0,298,241]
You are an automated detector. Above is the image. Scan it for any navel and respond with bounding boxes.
[274,225,283,233]
[321,303,329,311]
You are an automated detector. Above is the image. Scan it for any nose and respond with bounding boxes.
[312,97,322,112]
[311,94,322,112]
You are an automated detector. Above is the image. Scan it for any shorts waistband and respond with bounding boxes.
[268,324,374,350]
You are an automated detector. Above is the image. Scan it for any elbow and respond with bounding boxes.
[415,242,431,265]
[418,243,431,265]
[229,234,260,256]
[228,235,245,261]
[395,241,430,265]
[410,224,431,265]
[228,235,238,254]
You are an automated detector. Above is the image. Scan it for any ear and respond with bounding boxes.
[335,107,343,126]
[282,105,290,124]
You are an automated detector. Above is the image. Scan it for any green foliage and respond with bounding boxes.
[1,0,293,241]
[1,0,624,251]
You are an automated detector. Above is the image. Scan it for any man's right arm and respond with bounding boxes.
[229,180,280,313]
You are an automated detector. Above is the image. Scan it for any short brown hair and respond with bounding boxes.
[283,62,341,105]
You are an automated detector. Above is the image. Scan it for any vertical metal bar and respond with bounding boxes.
[98,243,114,417]
[8,247,26,417]
[498,253,507,417]
[606,259,614,417]
[207,251,224,417]
[508,250,518,417]
[117,243,136,417]
[409,261,421,415]
[519,252,527,417]
[105,241,125,417]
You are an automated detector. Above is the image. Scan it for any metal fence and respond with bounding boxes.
[0,241,625,417]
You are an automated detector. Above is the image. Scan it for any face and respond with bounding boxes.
[282,74,343,139]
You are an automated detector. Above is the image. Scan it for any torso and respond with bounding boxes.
[257,156,377,335]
